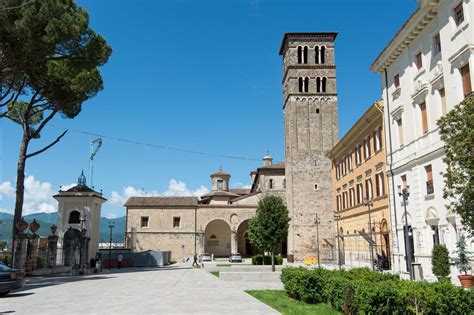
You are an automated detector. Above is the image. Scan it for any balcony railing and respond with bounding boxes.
[426,180,434,195]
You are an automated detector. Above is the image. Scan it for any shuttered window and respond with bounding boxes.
[420,102,428,134]
[439,88,447,116]
[461,64,472,97]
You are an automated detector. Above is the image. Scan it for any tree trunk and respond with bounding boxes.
[12,133,29,240]
[271,251,275,272]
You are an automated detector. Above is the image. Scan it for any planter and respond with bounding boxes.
[458,274,474,288]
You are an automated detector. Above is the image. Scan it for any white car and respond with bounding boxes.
[229,253,242,263]
[201,253,212,262]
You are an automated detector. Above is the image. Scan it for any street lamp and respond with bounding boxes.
[398,185,413,280]
[108,221,115,270]
[334,214,342,269]
[364,198,375,271]
[315,214,321,268]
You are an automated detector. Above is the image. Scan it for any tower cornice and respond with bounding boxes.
[282,65,337,84]
[279,32,338,55]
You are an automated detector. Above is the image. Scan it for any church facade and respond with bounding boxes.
[125,33,339,262]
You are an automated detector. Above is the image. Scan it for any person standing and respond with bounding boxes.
[192,254,199,267]
[117,253,123,269]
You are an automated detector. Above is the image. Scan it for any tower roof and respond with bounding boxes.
[279,32,338,55]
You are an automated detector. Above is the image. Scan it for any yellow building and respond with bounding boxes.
[330,101,392,270]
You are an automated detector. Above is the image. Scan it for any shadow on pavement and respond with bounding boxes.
[2,292,34,298]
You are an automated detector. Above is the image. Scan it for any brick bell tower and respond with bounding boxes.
[279,33,339,262]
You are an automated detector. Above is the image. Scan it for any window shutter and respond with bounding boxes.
[461,64,472,97]
[420,102,428,134]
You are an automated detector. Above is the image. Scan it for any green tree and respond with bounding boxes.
[454,234,472,275]
[0,0,111,245]
[437,96,474,236]
[431,244,451,281]
[248,195,290,272]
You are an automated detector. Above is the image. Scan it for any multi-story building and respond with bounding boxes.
[330,101,392,270]
[280,33,339,262]
[370,0,473,282]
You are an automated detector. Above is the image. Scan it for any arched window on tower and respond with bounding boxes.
[303,46,308,64]
[316,77,321,93]
[320,46,326,64]
[304,77,309,92]
[322,77,327,93]
[269,179,274,189]
[298,77,303,92]
[68,210,81,224]
[315,46,320,64]
[297,46,302,64]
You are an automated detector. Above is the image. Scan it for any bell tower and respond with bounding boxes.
[280,33,339,261]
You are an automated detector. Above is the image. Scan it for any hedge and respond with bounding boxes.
[251,255,283,266]
[281,267,474,314]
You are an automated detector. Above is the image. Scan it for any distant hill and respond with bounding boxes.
[0,212,126,246]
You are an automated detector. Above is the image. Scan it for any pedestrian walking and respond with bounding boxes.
[117,253,123,269]
[192,253,199,267]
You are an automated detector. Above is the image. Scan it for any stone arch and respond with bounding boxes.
[425,207,439,225]
[63,227,82,266]
[68,210,81,224]
[204,219,231,257]
[379,219,391,270]
[237,219,255,257]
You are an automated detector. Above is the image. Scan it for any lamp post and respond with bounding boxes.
[108,221,115,270]
[315,214,321,268]
[334,214,342,269]
[398,185,413,280]
[364,198,375,271]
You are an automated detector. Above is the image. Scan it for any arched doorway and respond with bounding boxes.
[237,220,257,257]
[63,228,82,266]
[204,220,231,258]
[380,219,391,270]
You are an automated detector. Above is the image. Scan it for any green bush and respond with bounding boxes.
[281,267,471,314]
[36,256,47,269]
[251,254,283,265]
[432,244,451,280]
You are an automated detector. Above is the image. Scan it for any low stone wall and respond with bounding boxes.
[219,271,281,282]
[31,266,72,276]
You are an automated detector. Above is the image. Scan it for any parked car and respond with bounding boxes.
[201,253,212,262]
[0,263,25,297]
[229,253,242,263]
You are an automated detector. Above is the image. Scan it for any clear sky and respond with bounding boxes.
[0,0,419,219]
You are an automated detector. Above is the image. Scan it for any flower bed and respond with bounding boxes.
[281,267,474,314]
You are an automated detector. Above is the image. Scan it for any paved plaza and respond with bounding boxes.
[0,265,283,314]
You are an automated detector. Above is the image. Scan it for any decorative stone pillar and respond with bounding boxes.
[29,219,41,271]
[231,230,238,254]
[47,225,59,268]
[13,218,29,269]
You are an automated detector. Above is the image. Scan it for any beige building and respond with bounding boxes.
[330,101,392,269]
[125,155,286,262]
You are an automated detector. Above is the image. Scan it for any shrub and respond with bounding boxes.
[342,282,357,315]
[355,280,403,314]
[432,244,451,280]
[323,272,349,311]
[280,267,326,303]
[251,254,283,265]
[36,256,47,269]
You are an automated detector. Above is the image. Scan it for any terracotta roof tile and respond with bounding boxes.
[124,196,198,207]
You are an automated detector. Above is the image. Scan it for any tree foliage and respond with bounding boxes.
[0,0,111,243]
[437,96,474,236]
[454,234,472,275]
[431,244,450,281]
[248,195,290,271]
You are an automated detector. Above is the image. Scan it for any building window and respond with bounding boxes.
[365,178,373,200]
[425,165,434,195]
[269,179,274,189]
[335,163,340,180]
[68,211,81,224]
[141,216,149,228]
[314,184,319,190]
[355,144,361,165]
[364,136,371,159]
[454,3,464,26]
[415,52,423,70]
[316,77,321,92]
[356,183,363,204]
[297,46,302,64]
[298,77,309,92]
[217,179,224,190]
[461,64,472,97]
[336,195,341,211]
[322,77,327,93]
[283,179,286,189]
[397,118,404,147]
[433,34,441,55]
[343,191,348,210]
[431,225,440,245]
[349,188,355,207]
[303,46,308,64]
[439,88,447,116]
[173,216,181,228]
[419,102,428,134]
[375,172,385,197]
[348,153,352,171]
[320,46,325,64]
[394,74,400,89]
[315,46,320,64]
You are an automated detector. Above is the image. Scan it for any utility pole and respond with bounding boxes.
[315,214,321,268]
[108,221,115,270]
[334,214,341,269]
[364,199,375,271]
[398,185,413,280]
[79,214,86,274]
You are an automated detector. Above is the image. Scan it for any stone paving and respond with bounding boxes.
[0,265,283,314]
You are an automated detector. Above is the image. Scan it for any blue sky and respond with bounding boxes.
[0,0,418,219]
